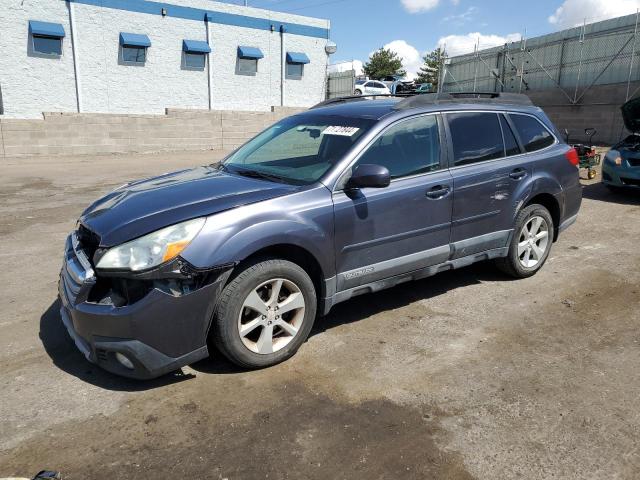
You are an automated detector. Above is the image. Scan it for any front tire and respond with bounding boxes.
[496,204,554,278]
[211,259,317,368]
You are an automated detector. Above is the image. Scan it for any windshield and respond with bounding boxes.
[222,115,376,185]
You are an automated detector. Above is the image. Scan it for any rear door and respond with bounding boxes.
[332,114,453,291]
[445,111,533,258]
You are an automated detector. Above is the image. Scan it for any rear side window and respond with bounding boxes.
[447,112,504,166]
[355,115,441,179]
[509,114,555,152]
[500,114,521,156]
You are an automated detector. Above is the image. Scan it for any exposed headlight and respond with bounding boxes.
[606,150,622,166]
[96,218,205,271]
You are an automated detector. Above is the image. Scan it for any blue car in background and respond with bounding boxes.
[603,97,640,190]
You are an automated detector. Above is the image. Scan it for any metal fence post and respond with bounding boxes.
[473,38,479,92]
[626,9,639,101]
[574,19,586,104]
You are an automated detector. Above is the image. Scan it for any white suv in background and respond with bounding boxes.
[354,80,391,96]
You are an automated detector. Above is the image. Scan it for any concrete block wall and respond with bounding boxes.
[0,107,304,158]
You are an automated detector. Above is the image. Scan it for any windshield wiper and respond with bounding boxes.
[228,167,290,184]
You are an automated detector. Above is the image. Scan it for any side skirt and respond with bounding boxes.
[320,246,509,315]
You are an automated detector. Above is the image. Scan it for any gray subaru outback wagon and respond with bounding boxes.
[59,92,582,379]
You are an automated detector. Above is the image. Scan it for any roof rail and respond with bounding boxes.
[310,94,411,110]
[393,92,533,110]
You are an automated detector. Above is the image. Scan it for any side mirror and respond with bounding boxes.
[347,164,390,189]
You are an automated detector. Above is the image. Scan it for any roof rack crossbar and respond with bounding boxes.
[393,92,533,110]
[311,94,412,109]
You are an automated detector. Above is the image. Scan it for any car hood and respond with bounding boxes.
[79,165,298,247]
[621,96,640,133]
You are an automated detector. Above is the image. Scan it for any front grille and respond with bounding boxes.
[627,158,640,167]
[96,349,109,362]
[60,233,96,306]
[77,224,101,263]
[621,177,640,187]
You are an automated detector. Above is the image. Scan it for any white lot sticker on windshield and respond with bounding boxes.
[323,126,360,136]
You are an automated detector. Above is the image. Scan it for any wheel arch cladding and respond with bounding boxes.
[235,244,326,300]
[525,193,561,241]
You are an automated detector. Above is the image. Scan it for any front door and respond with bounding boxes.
[332,114,453,291]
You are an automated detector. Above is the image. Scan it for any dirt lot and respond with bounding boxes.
[0,152,639,480]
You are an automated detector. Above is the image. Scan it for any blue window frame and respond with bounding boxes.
[119,32,151,65]
[183,40,210,70]
[29,20,65,56]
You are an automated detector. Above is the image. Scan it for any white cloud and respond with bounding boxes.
[370,40,424,80]
[436,32,521,56]
[548,0,640,29]
[441,6,478,26]
[401,0,439,13]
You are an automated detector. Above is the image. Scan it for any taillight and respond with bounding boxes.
[565,148,579,166]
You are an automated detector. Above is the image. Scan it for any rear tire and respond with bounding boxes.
[353,89,362,96]
[211,258,317,368]
[495,204,554,279]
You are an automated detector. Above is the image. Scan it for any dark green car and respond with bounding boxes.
[416,83,434,94]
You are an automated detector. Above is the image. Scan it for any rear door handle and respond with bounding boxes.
[509,168,527,180]
[426,185,451,199]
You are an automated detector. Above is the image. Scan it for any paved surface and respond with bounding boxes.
[1,152,639,479]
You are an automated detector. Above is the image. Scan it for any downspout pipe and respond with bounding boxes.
[280,25,286,107]
[67,0,82,113]
[205,14,212,110]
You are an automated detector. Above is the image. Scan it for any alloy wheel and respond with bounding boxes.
[237,278,306,354]
[518,215,550,268]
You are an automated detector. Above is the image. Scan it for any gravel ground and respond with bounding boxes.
[0,151,638,480]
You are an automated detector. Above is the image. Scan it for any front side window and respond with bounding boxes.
[33,35,62,55]
[352,115,441,180]
[509,114,555,152]
[122,46,146,64]
[222,115,376,185]
[447,112,504,166]
[238,58,258,75]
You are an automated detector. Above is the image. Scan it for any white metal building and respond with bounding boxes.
[0,0,332,118]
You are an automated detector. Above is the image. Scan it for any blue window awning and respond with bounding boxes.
[237,46,264,60]
[286,52,310,64]
[119,32,151,48]
[183,39,211,54]
[29,20,65,38]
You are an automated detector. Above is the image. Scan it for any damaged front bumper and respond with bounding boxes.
[58,232,230,379]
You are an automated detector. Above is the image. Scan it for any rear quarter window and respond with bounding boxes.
[509,114,555,152]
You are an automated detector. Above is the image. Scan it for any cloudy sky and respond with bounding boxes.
[239,0,640,78]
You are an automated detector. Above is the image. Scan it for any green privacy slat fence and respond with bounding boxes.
[440,12,640,104]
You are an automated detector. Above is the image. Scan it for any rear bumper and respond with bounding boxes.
[58,233,226,380]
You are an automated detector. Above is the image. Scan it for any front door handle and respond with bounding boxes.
[426,185,451,199]
[509,168,527,180]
